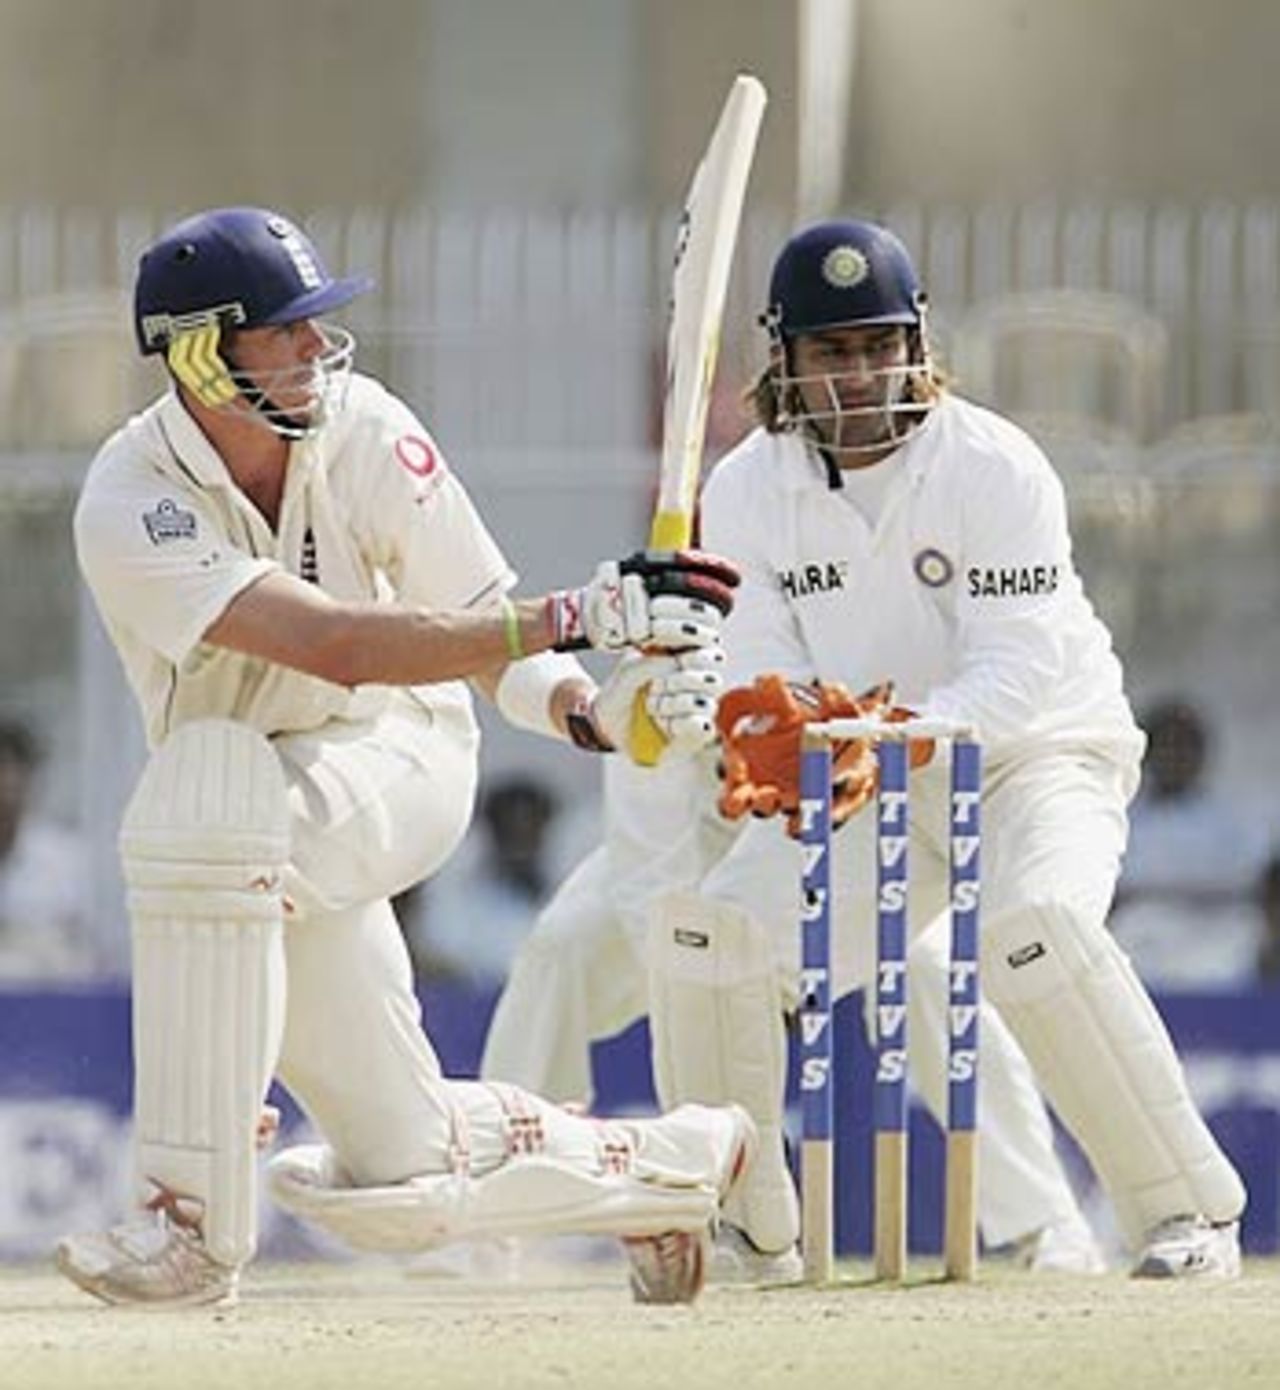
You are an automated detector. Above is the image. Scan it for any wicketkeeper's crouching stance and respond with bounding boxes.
[643,218,1246,1282]
[58,206,755,1308]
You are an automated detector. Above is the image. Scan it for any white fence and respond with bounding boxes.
[3,201,1280,455]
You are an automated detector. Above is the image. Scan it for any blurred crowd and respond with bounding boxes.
[0,718,93,979]
[3,695,1279,995]
[1110,697,1280,989]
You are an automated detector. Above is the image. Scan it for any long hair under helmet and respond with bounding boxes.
[134,206,374,439]
[758,218,936,453]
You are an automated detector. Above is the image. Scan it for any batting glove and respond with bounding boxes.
[579,647,726,761]
[547,549,739,652]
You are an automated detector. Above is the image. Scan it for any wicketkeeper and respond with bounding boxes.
[642,218,1246,1280]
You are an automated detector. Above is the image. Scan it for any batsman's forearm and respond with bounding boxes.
[307,598,556,687]
[205,569,557,687]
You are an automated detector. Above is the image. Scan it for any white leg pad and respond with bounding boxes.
[266,1098,746,1252]
[896,921,1086,1246]
[647,892,798,1253]
[984,901,1246,1243]
[122,720,290,1268]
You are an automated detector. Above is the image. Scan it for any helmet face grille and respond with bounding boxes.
[772,355,934,457]
[227,324,358,439]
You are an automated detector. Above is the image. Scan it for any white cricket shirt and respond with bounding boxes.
[75,375,515,748]
[701,395,1144,765]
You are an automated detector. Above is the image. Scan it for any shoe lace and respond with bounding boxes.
[111,1184,211,1269]
[109,1215,178,1261]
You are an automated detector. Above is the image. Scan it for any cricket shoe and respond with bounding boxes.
[709,1223,804,1286]
[1011,1216,1107,1275]
[624,1104,758,1305]
[624,1229,708,1305]
[1131,1215,1241,1280]
[55,1187,237,1308]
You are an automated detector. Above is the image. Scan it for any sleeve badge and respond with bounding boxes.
[142,498,198,546]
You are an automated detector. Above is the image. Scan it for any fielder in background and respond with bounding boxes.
[59,205,756,1308]
[644,218,1246,1280]
[483,750,1104,1280]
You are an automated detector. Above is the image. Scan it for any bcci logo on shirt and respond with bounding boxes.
[913,547,954,588]
[142,499,197,546]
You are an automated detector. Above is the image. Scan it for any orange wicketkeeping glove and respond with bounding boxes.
[716,675,935,837]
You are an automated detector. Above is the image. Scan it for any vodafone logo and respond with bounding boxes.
[395,435,439,478]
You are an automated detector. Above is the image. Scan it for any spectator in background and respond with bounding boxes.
[402,775,563,988]
[1110,697,1270,989]
[0,718,91,979]
[1255,855,1280,984]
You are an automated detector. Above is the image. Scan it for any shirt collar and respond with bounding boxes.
[155,389,241,490]
[154,388,319,493]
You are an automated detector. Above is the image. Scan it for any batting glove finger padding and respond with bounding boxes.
[644,647,725,753]
[591,647,726,760]
[646,594,725,650]
[547,549,741,652]
[618,549,741,614]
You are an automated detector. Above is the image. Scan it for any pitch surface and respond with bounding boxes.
[4,1255,1276,1389]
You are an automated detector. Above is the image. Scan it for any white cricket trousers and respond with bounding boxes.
[271,693,608,1185]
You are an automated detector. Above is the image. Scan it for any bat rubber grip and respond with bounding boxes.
[628,688,666,767]
[649,510,694,551]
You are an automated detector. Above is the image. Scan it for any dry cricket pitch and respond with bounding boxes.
[4,1254,1278,1390]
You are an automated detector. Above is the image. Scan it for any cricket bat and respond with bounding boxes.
[649,72,768,551]
[633,73,767,765]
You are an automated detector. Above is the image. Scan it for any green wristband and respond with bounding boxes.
[502,598,525,661]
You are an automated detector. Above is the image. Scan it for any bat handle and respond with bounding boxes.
[649,511,694,552]
[631,515,699,764]
[628,685,667,766]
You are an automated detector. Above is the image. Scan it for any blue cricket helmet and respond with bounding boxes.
[763,219,925,339]
[133,206,374,357]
